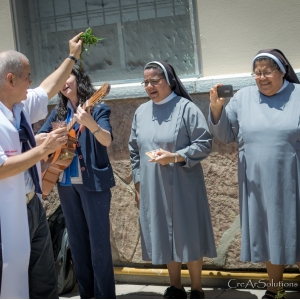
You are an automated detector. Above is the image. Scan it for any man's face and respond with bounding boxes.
[13,60,32,102]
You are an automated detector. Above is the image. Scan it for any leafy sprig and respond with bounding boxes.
[275,287,287,299]
[79,27,105,68]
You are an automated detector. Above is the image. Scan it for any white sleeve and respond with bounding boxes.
[22,87,49,124]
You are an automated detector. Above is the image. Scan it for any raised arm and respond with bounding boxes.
[210,83,225,124]
[39,33,83,100]
[208,84,239,144]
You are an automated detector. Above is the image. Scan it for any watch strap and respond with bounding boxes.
[92,125,101,135]
[68,55,77,63]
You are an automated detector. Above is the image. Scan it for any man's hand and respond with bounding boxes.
[69,32,83,60]
[40,127,68,155]
[35,133,48,146]
[0,127,68,180]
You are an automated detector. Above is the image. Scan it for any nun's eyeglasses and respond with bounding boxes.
[251,69,278,79]
[141,77,165,87]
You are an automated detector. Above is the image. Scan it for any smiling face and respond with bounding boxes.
[143,68,172,103]
[254,60,285,96]
[60,73,78,105]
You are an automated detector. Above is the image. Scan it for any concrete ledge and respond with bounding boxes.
[48,69,300,104]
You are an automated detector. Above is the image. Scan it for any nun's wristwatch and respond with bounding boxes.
[92,125,101,136]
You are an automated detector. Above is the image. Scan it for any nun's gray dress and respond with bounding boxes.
[129,95,216,264]
[209,83,300,264]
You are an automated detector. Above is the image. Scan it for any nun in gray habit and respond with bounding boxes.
[209,49,300,299]
[129,61,216,299]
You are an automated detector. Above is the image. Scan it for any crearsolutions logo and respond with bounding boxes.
[228,279,298,289]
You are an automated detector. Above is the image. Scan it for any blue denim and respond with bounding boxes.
[57,184,115,299]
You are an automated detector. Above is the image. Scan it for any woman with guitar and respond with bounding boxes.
[37,65,116,299]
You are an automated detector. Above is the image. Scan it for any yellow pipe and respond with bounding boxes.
[114,267,300,281]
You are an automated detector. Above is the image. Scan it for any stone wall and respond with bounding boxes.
[35,93,293,271]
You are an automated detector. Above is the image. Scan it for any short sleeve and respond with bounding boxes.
[93,103,113,140]
[23,87,48,124]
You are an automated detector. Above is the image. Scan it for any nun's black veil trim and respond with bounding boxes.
[144,61,193,101]
[255,49,300,84]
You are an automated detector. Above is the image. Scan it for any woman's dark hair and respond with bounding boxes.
[144,63,176,90]
[252,57,280,72]
[55,65,96,121]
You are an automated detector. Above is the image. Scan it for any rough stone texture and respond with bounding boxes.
[110,175,140,262]
[105,98,148,160]
[35,92,294,272]
[203,139,239,248]
[224,230,265,269]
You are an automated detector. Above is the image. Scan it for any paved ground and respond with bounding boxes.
[59,284,300,299]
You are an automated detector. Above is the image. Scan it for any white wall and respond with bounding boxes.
[0,0,15,51]
[197,0,300,76]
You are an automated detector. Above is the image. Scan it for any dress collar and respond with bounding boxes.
[153,91,177,105]
[276,79,289,94]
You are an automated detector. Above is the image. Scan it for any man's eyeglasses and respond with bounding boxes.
[251,69,278,79]
[141,77,165,87]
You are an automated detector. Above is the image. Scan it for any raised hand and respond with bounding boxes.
[69,32,84,60]
[210,83,224,124]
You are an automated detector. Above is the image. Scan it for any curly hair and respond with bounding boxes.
[55,65,96,121]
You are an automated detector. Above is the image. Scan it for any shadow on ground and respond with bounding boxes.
[117,291,162,299]
[116,289,259,299]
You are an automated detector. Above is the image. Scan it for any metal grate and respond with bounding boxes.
[27,0,199,83]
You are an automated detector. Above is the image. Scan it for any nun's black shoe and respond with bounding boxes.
[189,289,205,299]
[262,290,277,299]
[163,286,187,299]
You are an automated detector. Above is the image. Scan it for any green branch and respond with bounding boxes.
[79,27,105,68]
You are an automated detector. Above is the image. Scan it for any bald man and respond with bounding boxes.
[0,33,82,298]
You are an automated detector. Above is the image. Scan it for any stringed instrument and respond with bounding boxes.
[41,82,111,197]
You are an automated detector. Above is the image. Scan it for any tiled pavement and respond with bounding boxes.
[60,284,300,299]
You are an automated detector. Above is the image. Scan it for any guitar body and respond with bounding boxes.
[41,129,77,197]
[41,82,111,197]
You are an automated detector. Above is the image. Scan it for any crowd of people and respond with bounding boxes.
[0,31,299,300]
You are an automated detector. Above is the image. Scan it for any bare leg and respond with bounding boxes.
[167,261,182,289]
[265,261,285,293]
[187,258,203,291]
